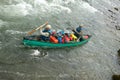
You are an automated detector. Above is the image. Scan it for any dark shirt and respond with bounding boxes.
[74,26,82,38]
[43,29,51,33]
[76,26,82,32]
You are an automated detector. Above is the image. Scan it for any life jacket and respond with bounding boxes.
[58,36,62,43]
[62,35,70,43]
[69,36,73,41]
[50,36,58,43]
[70,33,77,41]
[62,37,65,43]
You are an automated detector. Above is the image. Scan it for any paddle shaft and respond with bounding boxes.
[27,22,48,35]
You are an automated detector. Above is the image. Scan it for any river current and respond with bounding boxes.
[0,0,120,80]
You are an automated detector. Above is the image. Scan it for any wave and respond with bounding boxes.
[0,19,8,27]
[33,0,72,14]
[80,2,98,13]
[5,30,26,34]
[0,0,99,22]
[0,0,74,20]
[0,2,33,19]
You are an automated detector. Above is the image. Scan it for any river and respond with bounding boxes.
[0,0,120,80]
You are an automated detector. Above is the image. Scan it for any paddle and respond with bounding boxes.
[27,22,48,35]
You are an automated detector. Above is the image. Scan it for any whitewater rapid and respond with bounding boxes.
[0,0,120,80]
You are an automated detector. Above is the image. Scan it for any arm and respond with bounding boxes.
[40,29,49,37]
[72,29,82,35]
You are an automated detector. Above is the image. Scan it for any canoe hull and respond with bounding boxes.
[23,35,91,48]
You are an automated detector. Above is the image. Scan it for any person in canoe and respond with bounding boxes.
[72,24,84,41]
[39,24,52,41]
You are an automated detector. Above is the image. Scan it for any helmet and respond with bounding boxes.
[45,25,51,29]
[79,24,84,27]
[52,30,56,35]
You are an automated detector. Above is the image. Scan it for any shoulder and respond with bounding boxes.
[76,27,82,32]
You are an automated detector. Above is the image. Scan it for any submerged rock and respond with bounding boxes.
[115,25,120,30]
[108,9,115,14]
[114,7,119,11]
[112,75,120,80]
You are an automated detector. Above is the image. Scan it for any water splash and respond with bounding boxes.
[0,0,73,20]
[0,2,33,18]
[31,50,40,56]
[33,0,72,14]
[30,49,48,57]
[80,2,98,13]
[6,30,26,34]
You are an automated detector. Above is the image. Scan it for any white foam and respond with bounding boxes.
[0,2,33,18]
[0,0,73,18]
[49,4,71,13]
[81,2,98,13]
[6,30,26,34]
[34,0,47,5]
[51,0,72,13]
[52,0,75,5]
[33,0,72,14]
[31,50,40,56]
[64,0,75,4]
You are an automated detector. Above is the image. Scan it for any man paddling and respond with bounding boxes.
[72,24,83,41]
[39,24,52,41]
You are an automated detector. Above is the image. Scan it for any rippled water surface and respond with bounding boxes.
[0,0,120,80]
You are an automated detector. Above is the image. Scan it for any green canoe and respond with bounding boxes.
[23,35,91,48]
